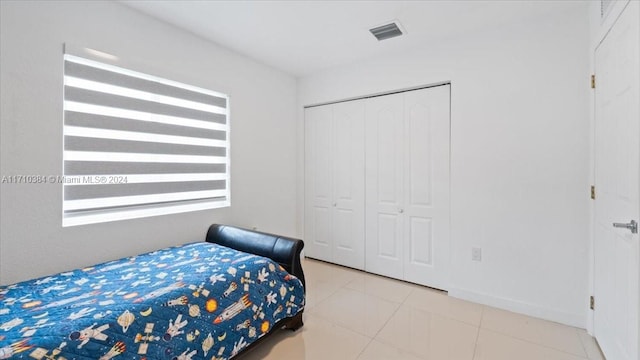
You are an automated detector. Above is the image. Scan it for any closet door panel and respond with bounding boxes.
[403,86,450,289]
[304,106,333,262]
[332,100,365,269]
[365,93,404,279]
[408,217,433,265]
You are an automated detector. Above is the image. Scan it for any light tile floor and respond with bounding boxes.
[240,258,605,360]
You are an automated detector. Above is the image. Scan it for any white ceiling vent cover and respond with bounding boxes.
[370,21,405,41]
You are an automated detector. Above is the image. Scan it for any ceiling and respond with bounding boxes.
[120,0,588,77]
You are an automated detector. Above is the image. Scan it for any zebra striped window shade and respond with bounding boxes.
[62,52,229,227]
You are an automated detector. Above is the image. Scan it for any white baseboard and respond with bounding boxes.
[448,287,587,329]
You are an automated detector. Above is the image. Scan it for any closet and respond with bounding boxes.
[304,84,450,289]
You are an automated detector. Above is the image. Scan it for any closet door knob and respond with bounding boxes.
[398,208,404,214]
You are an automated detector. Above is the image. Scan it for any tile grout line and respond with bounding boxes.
[307,262,401,342]
[405,289,483,328]
[363,300,407,358]
[480,328,591,359]
[575,328,592,360]
[303,260,359,311]
[306,257,431,303]
[305,312,375,360]
[343,272,485,351]
[335,267,377,360]
[353,337,375,360]
[301,262,375,359]
[344,275,418,305]
[471,305,486,360]
[306,279,344,311]
[364,287,435,360]
[345,269,410,359]
[461,303,589,358]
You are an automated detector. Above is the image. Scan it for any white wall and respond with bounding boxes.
[0,1,298,285]
[297,7,590,327]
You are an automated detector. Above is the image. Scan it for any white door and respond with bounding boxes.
[332,100,366,269]
[305,105,333,262]
[365,85,451,288]
[593,2,640,360]
[402,86,450,289]
[365,92,405,279]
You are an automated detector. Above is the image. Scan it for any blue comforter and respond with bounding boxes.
[0,242,305,359]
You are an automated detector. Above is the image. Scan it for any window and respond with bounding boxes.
[62,51,229,227]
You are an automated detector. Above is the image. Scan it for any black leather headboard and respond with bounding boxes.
[205,224,305,289]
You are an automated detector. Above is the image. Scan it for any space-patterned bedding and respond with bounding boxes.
[0,242,305,360]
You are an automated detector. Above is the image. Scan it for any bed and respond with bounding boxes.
[0,224,305,360]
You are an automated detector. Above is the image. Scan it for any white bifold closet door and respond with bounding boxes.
[304,100,365,269]
[365,85,450,290]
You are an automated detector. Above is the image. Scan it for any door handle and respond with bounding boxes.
[398,208,404,214]
[612,220,638,234]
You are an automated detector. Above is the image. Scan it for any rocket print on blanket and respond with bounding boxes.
[98,341,126,360]
[214,294,252,324]
[0,339,31,359]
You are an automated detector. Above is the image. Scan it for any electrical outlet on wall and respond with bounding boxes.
[472,247,482,262]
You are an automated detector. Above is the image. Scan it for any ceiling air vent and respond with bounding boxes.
[370,21,404,41]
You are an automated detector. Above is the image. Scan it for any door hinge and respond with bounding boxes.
[591,74,596,89]
[590,295,595,310]
[590,185,596,200]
